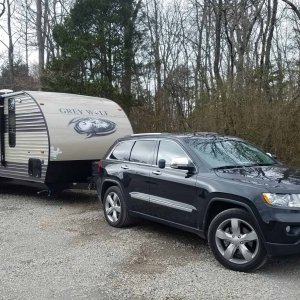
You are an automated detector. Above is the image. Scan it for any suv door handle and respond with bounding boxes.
[121,165,129,170]
[152,171,161,175]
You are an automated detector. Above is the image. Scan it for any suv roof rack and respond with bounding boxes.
[130,133,164,136]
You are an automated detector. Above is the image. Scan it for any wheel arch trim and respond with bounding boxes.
[100,178,125,202]
[204,197,266,242]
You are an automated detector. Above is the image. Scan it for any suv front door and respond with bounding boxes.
[148,140,199,228]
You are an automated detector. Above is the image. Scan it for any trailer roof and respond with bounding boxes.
[25,91,115,104]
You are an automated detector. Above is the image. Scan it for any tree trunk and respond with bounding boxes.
[264,0,278,101]
[36,0,44,87]
[6,0,14,88]
[213,0,223,89]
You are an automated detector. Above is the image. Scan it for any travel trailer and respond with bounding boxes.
[0,91,133,192]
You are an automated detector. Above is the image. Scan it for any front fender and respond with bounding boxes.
[203,197,267,243]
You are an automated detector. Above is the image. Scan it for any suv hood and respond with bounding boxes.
[214,165,300,192]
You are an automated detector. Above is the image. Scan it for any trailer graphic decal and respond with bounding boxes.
[68,117,116,138]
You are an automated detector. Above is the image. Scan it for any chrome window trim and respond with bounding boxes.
[107,138,197,171]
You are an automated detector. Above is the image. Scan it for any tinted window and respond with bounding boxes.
[130,140,156,164]
[187,139,275,168]
[157,140,189,166]
[110,140,134,161]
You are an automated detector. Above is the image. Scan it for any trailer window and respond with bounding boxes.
[8,98,16,148]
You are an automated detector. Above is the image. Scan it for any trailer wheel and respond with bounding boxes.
[103,186,132,227]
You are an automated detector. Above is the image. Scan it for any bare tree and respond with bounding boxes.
[122,0,143,107]
[264,0,278,100]
[212,0,223,88]
[7,0,13,82]
[145,0,162,92]
[36,0,48,83]
[0,0,16,87]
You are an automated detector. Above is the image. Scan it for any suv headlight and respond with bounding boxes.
[263,193,300,208]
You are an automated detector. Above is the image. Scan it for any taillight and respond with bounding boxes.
[97,160,103,173]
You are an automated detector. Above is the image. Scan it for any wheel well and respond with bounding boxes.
[205,201,247,233]
[100,181,118,202]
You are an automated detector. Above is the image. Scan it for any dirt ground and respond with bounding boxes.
[1,182,300,300]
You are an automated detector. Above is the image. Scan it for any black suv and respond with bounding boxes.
[96,133,300,271]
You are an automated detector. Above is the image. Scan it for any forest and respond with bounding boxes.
[0,0,300,165]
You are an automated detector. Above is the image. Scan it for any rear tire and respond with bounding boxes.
[103,186,132,228]
[208,208,267,272]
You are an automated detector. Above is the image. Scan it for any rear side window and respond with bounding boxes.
[110,140,134,161]
[130,140,156,164]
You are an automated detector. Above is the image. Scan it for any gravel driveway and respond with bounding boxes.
[1,182,300,300]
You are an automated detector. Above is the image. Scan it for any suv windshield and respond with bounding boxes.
[186,138,276,169]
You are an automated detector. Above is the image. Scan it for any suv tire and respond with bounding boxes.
[103,186,132,228]
[208,208,267,272]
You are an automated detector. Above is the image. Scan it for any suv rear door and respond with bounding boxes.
[122,139,157,214]
[105,139,157,214]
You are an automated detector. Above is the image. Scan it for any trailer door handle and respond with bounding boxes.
[121,165,129,170]
[152,171,161,175]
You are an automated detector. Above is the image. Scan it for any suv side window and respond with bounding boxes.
[110,140,134,161]
[157,140,189,166]
[130,140,156,164]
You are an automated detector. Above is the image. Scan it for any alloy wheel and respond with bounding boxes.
[105,192,121,223]
[215,218,259,265]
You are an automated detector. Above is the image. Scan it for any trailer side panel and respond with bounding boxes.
[0,93,49,183]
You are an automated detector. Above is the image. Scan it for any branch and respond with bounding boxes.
[0,0,5,18]
[281,0,300,20]
[0,39,8,49]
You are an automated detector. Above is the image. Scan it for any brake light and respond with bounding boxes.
[97,160,103,173]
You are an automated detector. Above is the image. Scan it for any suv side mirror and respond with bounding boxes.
[170,157,196,173]
[158,159,166,169]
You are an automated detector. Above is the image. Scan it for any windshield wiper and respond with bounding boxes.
[249,163,276,167]
[213,163,276,170]
[213,165,248,170]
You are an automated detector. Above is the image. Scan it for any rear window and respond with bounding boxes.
[110,140,134,161]
[130,140,156,164]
